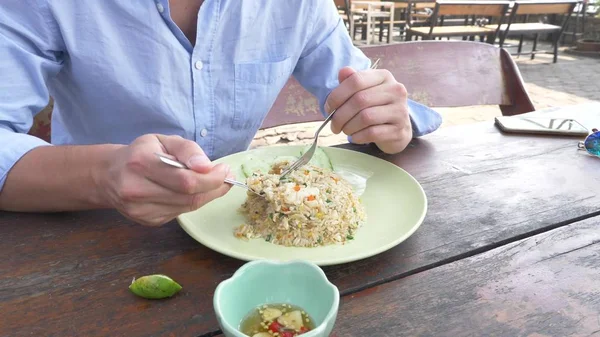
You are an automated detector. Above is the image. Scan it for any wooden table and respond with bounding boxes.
[2,105,599,336]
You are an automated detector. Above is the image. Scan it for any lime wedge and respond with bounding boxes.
[129,274,182,299]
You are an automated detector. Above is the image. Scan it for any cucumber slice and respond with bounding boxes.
[300,146,333,170]
[241,157,271,177]
[273,155,298,166]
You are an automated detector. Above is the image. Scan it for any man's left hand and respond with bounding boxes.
[324,67,412,154]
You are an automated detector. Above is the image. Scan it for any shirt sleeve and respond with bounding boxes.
[292,0,442,139]
[0,0,64,191]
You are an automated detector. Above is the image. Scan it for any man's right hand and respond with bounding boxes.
[97,134,232,226]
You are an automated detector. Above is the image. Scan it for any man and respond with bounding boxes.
[0,0,441,226]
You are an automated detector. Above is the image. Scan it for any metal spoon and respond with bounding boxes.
[153,153,264,197]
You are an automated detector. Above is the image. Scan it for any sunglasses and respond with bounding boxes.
[578,128,600,157]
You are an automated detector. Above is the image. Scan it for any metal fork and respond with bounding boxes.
[153,153,264,197]
[279,58,381,178]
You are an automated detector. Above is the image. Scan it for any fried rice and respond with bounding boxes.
[234,161,366,247]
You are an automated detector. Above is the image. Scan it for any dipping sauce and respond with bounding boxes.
[239,303,315,337]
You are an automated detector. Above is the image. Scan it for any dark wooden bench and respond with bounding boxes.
[493,0,578,63]
[405,1,511,44]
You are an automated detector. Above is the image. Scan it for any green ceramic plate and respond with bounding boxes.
[177,145,427,266]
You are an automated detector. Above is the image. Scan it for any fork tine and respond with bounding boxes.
[279,58,380,178]
[281,158,304,177]
[282,154,309,177]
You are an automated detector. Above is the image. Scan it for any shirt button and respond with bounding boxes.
[156,3,164,13]
[194,60,204,70]
[200,128,208,137]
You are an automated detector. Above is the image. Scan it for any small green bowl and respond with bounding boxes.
[213,260,340,337]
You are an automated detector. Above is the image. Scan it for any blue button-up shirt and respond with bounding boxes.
[0,0,442,190]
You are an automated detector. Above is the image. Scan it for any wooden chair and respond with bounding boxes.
[382,4,409,42]
[340,0,370,42]
[333,0,353,34]
[493,0,578,63]
[353,0,434,43]
[405,1,511,44]
[378,0,436,42]
[349,1,396,44]
[30,100,53,142]
[261,40,534,130]
[30,41,535,140]
[404,1,437,37]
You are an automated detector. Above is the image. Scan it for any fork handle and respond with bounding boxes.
[224,178,246,188]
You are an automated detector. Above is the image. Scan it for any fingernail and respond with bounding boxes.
[325,101,331,114]
[188,155,211,168]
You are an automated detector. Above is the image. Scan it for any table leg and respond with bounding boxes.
[388,5,394,43]
[531,33,539,60]
[349,13,354,40]
[366,8,372,45]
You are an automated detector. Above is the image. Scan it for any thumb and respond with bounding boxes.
[338,66,357,84]
[156,135,214,174]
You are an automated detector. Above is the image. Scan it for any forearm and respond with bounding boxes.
[0,144,123,212]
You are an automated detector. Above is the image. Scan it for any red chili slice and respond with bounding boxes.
[268,321,283,333]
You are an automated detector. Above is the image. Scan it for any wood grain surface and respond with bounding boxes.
[331,216,600,336]
[2,120,599,336]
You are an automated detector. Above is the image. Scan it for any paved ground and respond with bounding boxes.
[251,39,600,148]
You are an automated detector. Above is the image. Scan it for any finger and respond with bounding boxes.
[117,175,186,204]
[156,134,213,173]
[325,69,388,114]
[349,124,404,145]
[122,184,230,225]
[342,105,399,136]
[152,180,231,215]
[338,66,357,84]
[117,175,216,206]
[126,145,231,195]
[146,161,231,195]
[121,182,232,226]
[330,85,396,134]
[117,202,178,227]
[187,182,233,212]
